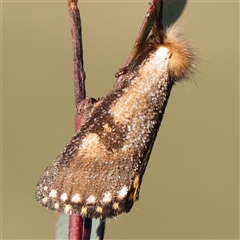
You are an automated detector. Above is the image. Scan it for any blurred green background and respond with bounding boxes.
[1,0,239,239]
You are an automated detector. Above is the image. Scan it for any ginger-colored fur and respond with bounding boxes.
[163,26,195,81]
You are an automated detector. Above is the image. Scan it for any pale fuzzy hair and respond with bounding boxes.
[162,25,195,81]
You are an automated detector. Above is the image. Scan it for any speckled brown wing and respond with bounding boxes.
[35,67,166,218]
[35,22,194,218]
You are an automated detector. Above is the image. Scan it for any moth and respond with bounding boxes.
[36,18,194,218]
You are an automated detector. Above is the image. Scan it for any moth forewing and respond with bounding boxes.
[36,22,194,218]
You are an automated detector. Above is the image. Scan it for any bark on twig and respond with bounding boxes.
[68,0,86,105]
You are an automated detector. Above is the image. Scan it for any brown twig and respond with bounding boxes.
[115,0,163,86]
[68,0,86,106]
[67,0,91,239]
[68,214,83,240]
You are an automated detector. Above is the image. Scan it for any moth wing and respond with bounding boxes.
[35,129,144,218]
[36,70,158,218]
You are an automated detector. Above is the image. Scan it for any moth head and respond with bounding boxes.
[162,25,195,81]
[126,22,195,83]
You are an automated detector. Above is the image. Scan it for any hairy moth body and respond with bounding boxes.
[36,22,194,218]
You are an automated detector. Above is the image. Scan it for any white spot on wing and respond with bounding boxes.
[86,195,96,204]
[71,193,81,203]
[118,186,128,199]
[102,192,112,203]
[49,189,57,198]
[60,193,68,202]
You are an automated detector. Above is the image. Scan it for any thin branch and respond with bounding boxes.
[68,214,83,240]
[115,0,164,85]
[68,0,86,106]
[67,0,90,239]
